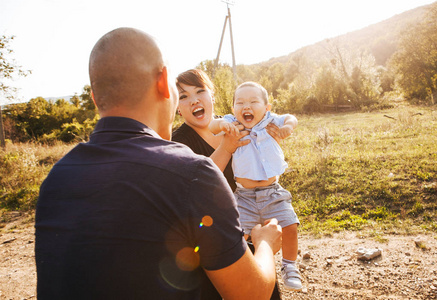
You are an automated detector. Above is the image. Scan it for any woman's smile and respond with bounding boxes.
[192,107,205,118]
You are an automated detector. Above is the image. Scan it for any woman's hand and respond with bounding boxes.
[221,122,250,154]
[219,121,240,136]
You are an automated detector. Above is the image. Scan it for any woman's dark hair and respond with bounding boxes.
[176,69,214,92]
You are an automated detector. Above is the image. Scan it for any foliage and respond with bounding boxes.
[0,35,31,100]
[198,61,235,116]
[0,142,73,211]
[390,2,437,104]
[0,35,32,149]
[212,66,235,116]
[3,85,98,143]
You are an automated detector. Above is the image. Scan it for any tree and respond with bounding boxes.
[212,66,235,116]
[199,61,236,116]
[0,35,31,147]
[390,3,437,104]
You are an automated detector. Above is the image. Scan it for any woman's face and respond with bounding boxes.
[177,83,214,130]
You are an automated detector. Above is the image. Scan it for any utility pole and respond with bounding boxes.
[213,0,237,80]
[0,105,5,148]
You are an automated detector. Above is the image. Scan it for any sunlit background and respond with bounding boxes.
[0,0,435,103]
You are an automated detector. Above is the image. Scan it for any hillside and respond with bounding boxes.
[257,3,432,68]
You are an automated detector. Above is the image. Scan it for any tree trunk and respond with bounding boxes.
[0,106,5,148]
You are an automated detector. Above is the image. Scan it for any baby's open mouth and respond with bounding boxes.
[243,113,254,122]
[192,107,205,117]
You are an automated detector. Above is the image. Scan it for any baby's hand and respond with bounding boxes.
[277,125,294,139]
[220,122,240,136]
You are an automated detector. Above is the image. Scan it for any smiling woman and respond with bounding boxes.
[172,69,243,191]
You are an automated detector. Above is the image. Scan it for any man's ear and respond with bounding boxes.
[267,103,272,111]
[91,90,97,106]
[157,66,170,99]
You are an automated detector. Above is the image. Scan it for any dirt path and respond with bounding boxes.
[1,215,436,299]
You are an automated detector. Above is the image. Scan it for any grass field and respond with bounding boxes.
[281,103,437,235]
[1,102,436,234]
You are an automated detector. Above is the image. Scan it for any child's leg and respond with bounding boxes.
[280,223,302,291]
[282,223,298,261]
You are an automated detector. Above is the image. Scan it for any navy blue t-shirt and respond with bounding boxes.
[35,117,246,300]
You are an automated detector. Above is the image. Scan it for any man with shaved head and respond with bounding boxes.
[35,27,282,299]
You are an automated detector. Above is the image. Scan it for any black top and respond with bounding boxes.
[35,117,246,300]
[172,123,237,192]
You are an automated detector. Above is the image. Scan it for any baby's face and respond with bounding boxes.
[233,86,269,129]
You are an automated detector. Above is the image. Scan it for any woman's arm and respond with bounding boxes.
[210,123,250,172]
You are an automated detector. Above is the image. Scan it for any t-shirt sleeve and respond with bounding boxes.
[187,158,247,270]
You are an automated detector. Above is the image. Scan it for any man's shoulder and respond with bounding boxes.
[155,138,220,176]
[59,133,213,174]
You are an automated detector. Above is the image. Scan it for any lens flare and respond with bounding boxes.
[201,215,213,227]
[175,247,200,271]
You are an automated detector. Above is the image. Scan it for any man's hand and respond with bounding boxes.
[251,218,282,254]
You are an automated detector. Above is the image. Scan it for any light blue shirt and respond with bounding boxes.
[223,111,288,181]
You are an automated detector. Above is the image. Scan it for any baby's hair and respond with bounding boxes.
[176,69,214,93]
[233,81,268,105]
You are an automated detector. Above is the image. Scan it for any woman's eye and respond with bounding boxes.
[179,95,187,100]
[197,89,205,94]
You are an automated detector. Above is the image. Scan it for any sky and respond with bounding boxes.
[0,0,435,105]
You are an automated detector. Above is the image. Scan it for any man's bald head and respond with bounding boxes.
[89,27,164,112]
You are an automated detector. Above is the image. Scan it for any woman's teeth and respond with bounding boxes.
[193,107,204,117]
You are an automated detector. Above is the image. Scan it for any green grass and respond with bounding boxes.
[1,102,436,235]
[280,103,437,235]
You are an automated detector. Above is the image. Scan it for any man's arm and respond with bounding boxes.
[205,219,282,300]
